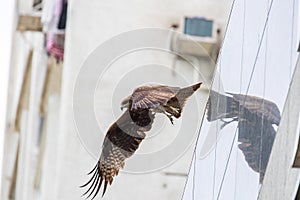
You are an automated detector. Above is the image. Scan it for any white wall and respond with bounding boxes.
[0,0,17,196]
[51,0,233,199]
[1,31,48,200]
[3,0,299,199]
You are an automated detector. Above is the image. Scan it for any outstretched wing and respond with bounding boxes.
[238,115,276,183]
[207,91,281,125]
[228,93,281,125]
[81,109,155,199]
[131,85,180,110]
[207,90,279,183]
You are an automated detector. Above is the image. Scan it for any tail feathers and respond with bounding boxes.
[191,82,202,91]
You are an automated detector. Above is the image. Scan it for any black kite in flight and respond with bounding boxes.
[81,82,202,199]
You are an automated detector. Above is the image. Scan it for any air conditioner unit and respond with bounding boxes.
[173,34,217,57]
[171,17,220,58]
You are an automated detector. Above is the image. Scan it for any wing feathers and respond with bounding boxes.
[131,85,180,110]
[86,173,100,199]
[228,93,281,125]
[92,178,102,200]
[87,164,97,175]
[207,90,279,183]
[102,181,108,197]
[80,167,98,188]
[82,83,200,198]
[81,109,154,198]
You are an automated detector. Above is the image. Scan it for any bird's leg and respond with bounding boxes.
[220,117,238,129]
[166,113,174,125]
[162,110,175,125]
[169,106,180,114]
[157,106,175,125]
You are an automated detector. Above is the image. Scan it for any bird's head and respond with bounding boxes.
[120,96,131,110]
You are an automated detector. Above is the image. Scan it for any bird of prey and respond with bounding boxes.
[207,90,281,183]
[81,82,202,199]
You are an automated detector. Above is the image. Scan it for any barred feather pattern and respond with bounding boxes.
[81,109,154,199]
[81,83,202,199]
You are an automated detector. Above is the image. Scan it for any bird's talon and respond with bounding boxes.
[169,116,174,125]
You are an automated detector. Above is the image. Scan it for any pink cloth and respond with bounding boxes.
[46,34,65,60]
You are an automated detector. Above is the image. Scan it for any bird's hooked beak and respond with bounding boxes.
[120,96,131,110]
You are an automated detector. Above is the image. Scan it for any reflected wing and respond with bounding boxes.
[238,113,276,183]
[207,90,278,183]
[131,85,180,110]
[207,91,281,126]
[228,93,281,125]
[81,109,155,199]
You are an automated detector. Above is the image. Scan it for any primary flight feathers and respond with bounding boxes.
[81,82,202,199]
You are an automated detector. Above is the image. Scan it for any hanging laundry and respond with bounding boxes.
[58,0,67,30]
[46,33,65,60]
[41,0,64,33]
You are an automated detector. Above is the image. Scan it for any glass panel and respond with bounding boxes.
[184,0,298,199]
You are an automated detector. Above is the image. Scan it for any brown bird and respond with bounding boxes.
[207,90,281,183]
[81,82,202,199]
